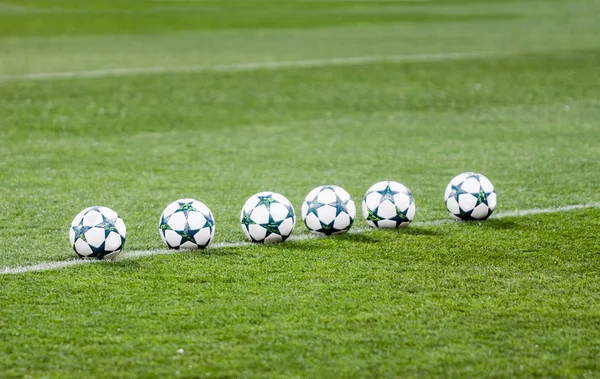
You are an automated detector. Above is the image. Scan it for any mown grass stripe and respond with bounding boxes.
[0,51,506,82]
[2,202,599,275]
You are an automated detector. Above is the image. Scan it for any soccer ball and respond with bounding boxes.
[301,185,356,235]
[69,206,126,260]
[240,192,296,243]
[159,199,215,249]
[362,181,416,229]
[444,172,496,220]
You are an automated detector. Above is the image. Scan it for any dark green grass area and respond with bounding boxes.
[1,210,599,377]
[0,0,519,37]
[1,0,517,10]
[0,10,514,37]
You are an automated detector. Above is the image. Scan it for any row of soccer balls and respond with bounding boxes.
[69,172,497,260]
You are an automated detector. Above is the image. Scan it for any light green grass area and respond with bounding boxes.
[0,0,599,376]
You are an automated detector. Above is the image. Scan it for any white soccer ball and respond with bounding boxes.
[444,172,497,220]
[301,185,356,235]
[240,192,296,243]
[159,199,215,249]
[69,206,126,260]
[362,181,416,229]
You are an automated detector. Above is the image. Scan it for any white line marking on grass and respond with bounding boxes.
[492,203,600,218]
[2,202,599,275]
[0,259,100,275]
[0,51,503,82]
[0,4,28,11]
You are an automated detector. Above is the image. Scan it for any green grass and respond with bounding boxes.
[1,211,599,377]
[0,0,520,37]
[1,0,600,377]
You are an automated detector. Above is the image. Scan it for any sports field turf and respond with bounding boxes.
[1,0,599,377]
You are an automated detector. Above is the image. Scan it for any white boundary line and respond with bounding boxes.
[2,202,599,275]
[0,51,503,82]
